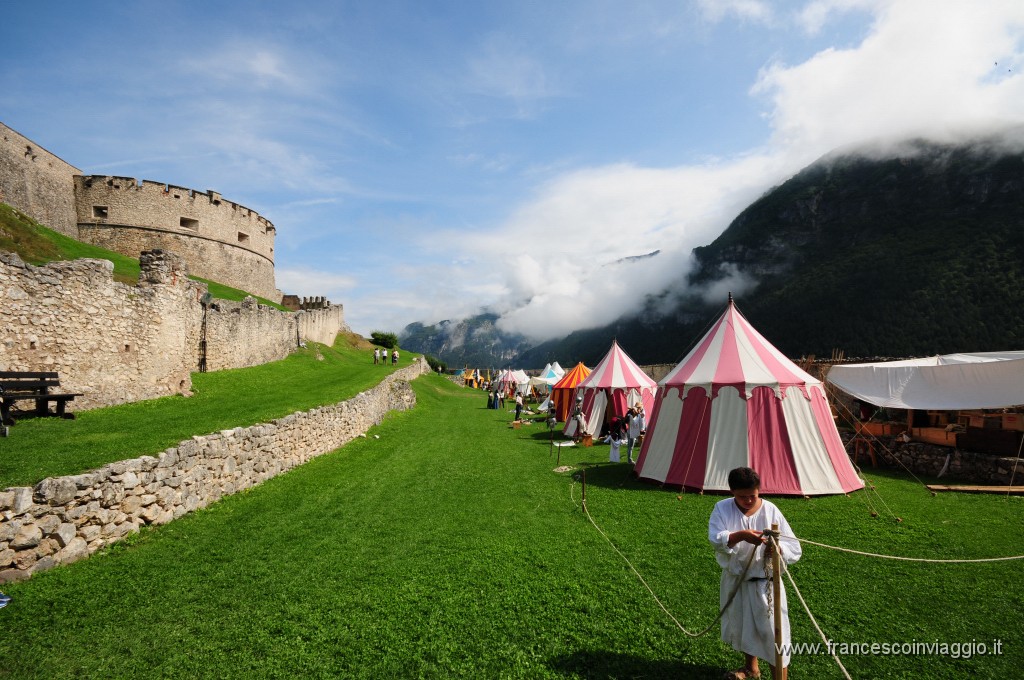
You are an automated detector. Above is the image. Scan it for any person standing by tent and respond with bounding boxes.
[624,405,646,465]
[709,467,801,680]
[514,392,524,422]
[602,426,627,463]
[571,394,585,442]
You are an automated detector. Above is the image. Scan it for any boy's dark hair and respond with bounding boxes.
[728,467,760,490]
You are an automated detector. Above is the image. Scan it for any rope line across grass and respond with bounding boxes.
[791,535,1024,563]
[569,471,753,639]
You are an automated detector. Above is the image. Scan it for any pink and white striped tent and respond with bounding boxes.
[634,300,863,496]
[564,340,657,438]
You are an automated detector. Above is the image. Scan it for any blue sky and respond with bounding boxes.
[4,1,1024,338]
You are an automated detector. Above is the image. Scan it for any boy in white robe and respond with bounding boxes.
[708,467,802,680]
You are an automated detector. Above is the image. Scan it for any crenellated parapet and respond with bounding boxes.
[73,175,278,301]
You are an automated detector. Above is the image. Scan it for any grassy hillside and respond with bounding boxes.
[0,333,405,488]
[0,375,1020,678]
[0,202,286,309]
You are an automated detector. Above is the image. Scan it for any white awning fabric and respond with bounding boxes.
[826,352,1024,410]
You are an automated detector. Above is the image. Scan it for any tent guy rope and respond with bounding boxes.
[569,470,754,639]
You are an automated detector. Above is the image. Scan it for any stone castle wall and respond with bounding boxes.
[0,359,432,584]
[0,250,203,408]
[1,250,344,410]
[0,123,80,237]
[75,176,278,301]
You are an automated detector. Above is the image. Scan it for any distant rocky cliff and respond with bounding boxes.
[400,313,533,368]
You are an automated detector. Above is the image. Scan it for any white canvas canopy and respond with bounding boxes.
[826,351,1024,410]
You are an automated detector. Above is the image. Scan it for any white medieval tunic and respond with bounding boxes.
[708,497,802,666]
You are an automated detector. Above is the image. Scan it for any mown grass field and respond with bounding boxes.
[0,374,1021,678]
[0,334,405,488]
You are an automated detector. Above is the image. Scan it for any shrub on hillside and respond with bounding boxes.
[370,331,399,349]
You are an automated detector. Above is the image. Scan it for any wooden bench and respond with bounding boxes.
[0,371,83,430]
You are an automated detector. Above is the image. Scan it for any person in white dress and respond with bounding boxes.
[625,405,646,464]
[708,467,802,680]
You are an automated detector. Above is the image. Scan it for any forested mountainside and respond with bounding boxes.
[410,131,1024,367]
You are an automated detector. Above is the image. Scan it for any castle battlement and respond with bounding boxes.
[74,174,278,299]
[2,122,283,302]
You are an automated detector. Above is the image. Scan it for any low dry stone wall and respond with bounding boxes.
[843,433,1024,485]
[0,359,430,584]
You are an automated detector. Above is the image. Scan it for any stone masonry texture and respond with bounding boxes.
[1,249,344,410]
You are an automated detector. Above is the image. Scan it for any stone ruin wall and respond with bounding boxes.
[0,123,80,237]
[74,175,279,302]
[0,250,202,408]
[0,359,432,584]
[1,250,345,409]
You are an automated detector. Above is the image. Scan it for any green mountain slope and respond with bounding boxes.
[517,132,1024,366]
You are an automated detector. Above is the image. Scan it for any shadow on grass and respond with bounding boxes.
[546,650,722,679]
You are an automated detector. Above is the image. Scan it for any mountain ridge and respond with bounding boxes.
[404,131,1024,368]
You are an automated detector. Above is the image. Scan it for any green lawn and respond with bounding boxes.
[0,336,408,488]
[0,376,1021,678]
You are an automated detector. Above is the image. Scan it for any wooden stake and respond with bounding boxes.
[772,522,784,677]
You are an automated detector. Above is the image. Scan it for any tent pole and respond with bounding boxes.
[771,522,784,679]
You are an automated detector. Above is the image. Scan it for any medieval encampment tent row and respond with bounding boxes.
[564,340,656,439]
[458,294,1023,497]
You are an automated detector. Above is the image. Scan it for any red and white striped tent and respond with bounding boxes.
[634,300,863,496]
[564,340,657,438]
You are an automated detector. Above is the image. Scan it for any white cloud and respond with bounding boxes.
[422,153,788,340]
[756,0,1024,155]
[181,42,324,94]
[463,34,562,119]
[411,1,1024,344]
[797,0,880,35]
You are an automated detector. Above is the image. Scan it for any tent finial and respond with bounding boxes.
[728,291,733,304]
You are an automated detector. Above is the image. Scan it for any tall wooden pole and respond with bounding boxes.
[771,522,784,678]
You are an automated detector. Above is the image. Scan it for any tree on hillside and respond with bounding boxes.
[370,331,399,349]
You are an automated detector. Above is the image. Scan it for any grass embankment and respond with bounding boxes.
[0,202,286,308]
[0,334,404,488]
[0,376,1021,678]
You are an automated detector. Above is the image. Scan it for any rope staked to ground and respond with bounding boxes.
[569,472,753,639]
[570,474,1024,679]
[767,534,854,680]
